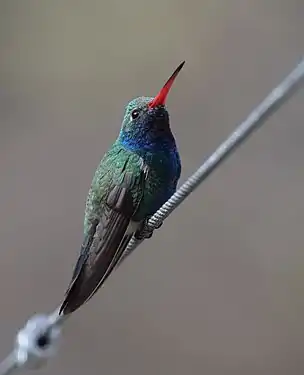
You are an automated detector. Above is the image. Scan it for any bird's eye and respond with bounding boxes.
[131,109,140,120]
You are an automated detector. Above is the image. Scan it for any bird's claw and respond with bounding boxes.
[135,230,153,240]
[154,221,163,229]
[134,220,163,240]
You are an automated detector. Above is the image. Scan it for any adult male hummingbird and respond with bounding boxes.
[59,61,185,315]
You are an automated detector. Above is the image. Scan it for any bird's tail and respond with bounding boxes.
[59,200,137,315]
[60,232,133,316]
[59,174,137,316]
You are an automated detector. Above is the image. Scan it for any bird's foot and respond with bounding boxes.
[134,220,163,240]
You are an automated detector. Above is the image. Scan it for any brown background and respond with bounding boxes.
[1,1,304,374]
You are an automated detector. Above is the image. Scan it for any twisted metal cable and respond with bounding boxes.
[0,56,304,375]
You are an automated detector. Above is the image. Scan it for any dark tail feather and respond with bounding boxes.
[99,233,133,278]
[59,174,136,316]
[59,230,133,316]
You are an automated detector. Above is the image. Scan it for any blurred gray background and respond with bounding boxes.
[0,1,304,374]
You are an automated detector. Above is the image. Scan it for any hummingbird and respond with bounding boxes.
[59,61,185,315]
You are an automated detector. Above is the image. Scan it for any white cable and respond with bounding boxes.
[0,56,304,375]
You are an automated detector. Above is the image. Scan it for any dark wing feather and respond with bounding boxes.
[59,171,144,315]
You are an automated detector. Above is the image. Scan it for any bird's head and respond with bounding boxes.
[118,61,185,152]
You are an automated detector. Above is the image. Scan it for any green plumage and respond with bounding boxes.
[59,62,184,316]
[84,143,145,235]
[85,140,177,233]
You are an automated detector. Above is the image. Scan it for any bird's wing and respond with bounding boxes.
[59,168,146,316]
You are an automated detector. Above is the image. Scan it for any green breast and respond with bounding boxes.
[83,143,177,232]
[83,143,144,232]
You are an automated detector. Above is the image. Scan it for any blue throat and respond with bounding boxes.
[118,130,181,186]
[119,130,177,155]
